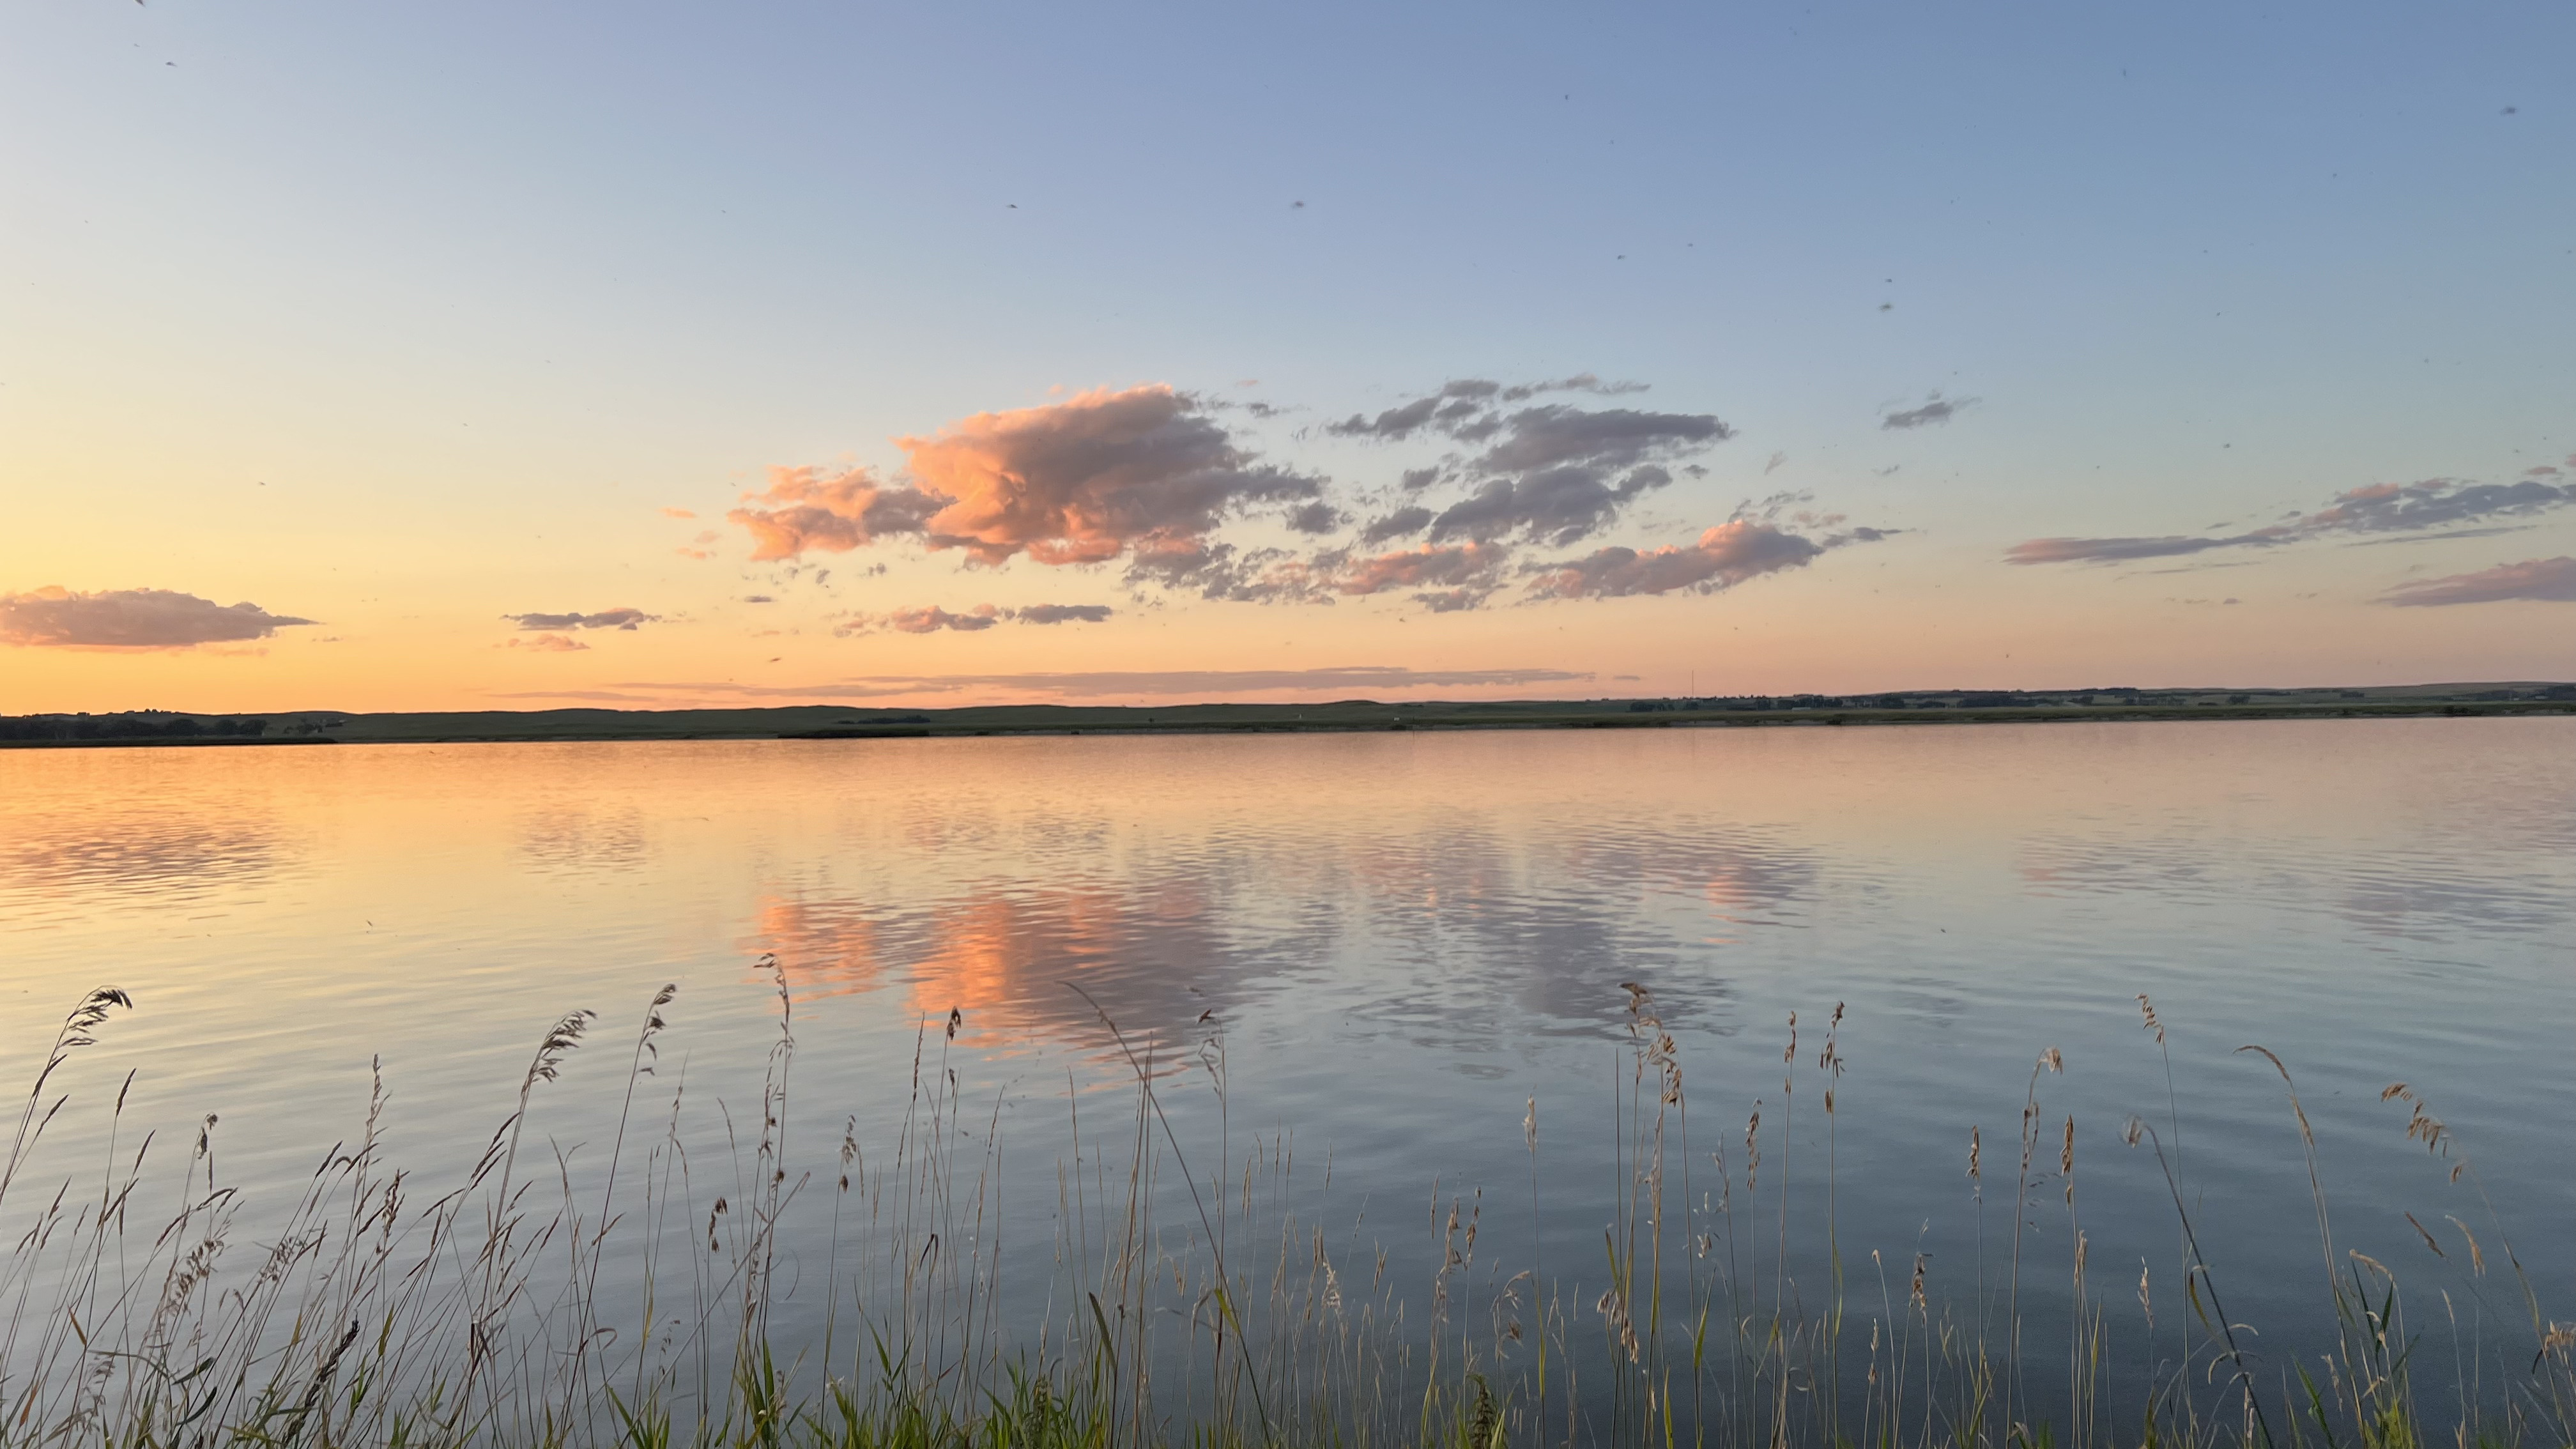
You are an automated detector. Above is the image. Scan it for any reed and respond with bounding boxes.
[0,979,2565,1449]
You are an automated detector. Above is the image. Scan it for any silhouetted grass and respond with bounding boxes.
[0,976,2566,1449]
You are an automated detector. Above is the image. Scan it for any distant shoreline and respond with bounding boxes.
[6,684,2572,749]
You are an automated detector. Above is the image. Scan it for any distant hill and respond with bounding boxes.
[6,682,2572,748]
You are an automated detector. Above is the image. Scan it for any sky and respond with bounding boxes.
[4,0,2572,713]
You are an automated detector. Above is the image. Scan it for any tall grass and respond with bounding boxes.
[0,977,2567,1449]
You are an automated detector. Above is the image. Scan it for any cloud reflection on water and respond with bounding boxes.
[1,807,293,910]
[739,811,1829,1062]
[744,881,1311,1058]
[2016,833,2573,942]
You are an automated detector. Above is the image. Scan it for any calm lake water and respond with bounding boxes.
[3,718,2571,1419]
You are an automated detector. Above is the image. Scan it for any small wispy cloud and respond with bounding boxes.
[503,664,1597,705]
[2379,556,2576,606]
[505,608,658,631]
[1016,603,1114,624]
[2008,477,2576,565]
[837,602,1117,635]
[1881,394,1974,430]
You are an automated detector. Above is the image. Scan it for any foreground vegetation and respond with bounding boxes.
[1,977,2568,1449]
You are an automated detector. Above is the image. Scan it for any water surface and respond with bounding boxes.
[3,719,2570,1413]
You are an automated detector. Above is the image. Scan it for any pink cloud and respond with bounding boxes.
[899,385,1322,567]
[889,604,1001,634]
[503,633,591,652]
[727,466,944,562]
[661,507,698,519]
[2380,556,2576,606]
[1335,542,1508,597]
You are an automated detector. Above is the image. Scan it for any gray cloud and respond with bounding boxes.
[1360,505,1436,544]
[1475,406,1731,474]
[1015,603,1116,624]
[1428,464,1675,546]
[0,587,315,649]
[2380,556,2576,606]
[1882,394,1974,430]
[1499,373,1649,402]
[2009,477,2576,565]
[1285,500,1344,534]
[507,607,658,631]
[1324,379,1512,440]
[1340,401,1736,549]
[1326,395,1444,441]
[1524,521,1827,599]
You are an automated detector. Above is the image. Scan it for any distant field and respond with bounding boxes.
[6,682,2573,747]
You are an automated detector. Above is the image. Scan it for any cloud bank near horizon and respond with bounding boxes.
[496,663,1595,705]
[0,587,314,650]
[2380,556,2576,606]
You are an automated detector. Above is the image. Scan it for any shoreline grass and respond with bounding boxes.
[0,979,2566,1449]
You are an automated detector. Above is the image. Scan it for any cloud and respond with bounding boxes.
[1881,394,1974,430]
[889,604,1000,633]
[2380,556,2576,606]
[520,664,1597,703]
[502,632,590,652]
[1336,542,1510,600]
[1325,380,1515,440]
[1322,391,1738,551]
[505,607,657,631]
[1326,395,1445,441]
[902,385,1322,567]
[660,507,698,519]
[1498,373,1649,401]
[841,602,1117,633]
[1474,406,1731,474]
[1524,519,1843,599]
[2005,534,2248,565]
[1363,403,1733,548]
[713,376,1786,611]
[1285,500,1344,535]
[1360,506,1435,544]
[2008,477,2576,565]
[728,465,944,561]
[2309,478,2575,532]
[0,587,314,649]
[1428,464,1675,546]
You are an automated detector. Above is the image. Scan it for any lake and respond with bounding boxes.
[3,717,2570,1435]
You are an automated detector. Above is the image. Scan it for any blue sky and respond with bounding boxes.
[4,1,2571,710]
